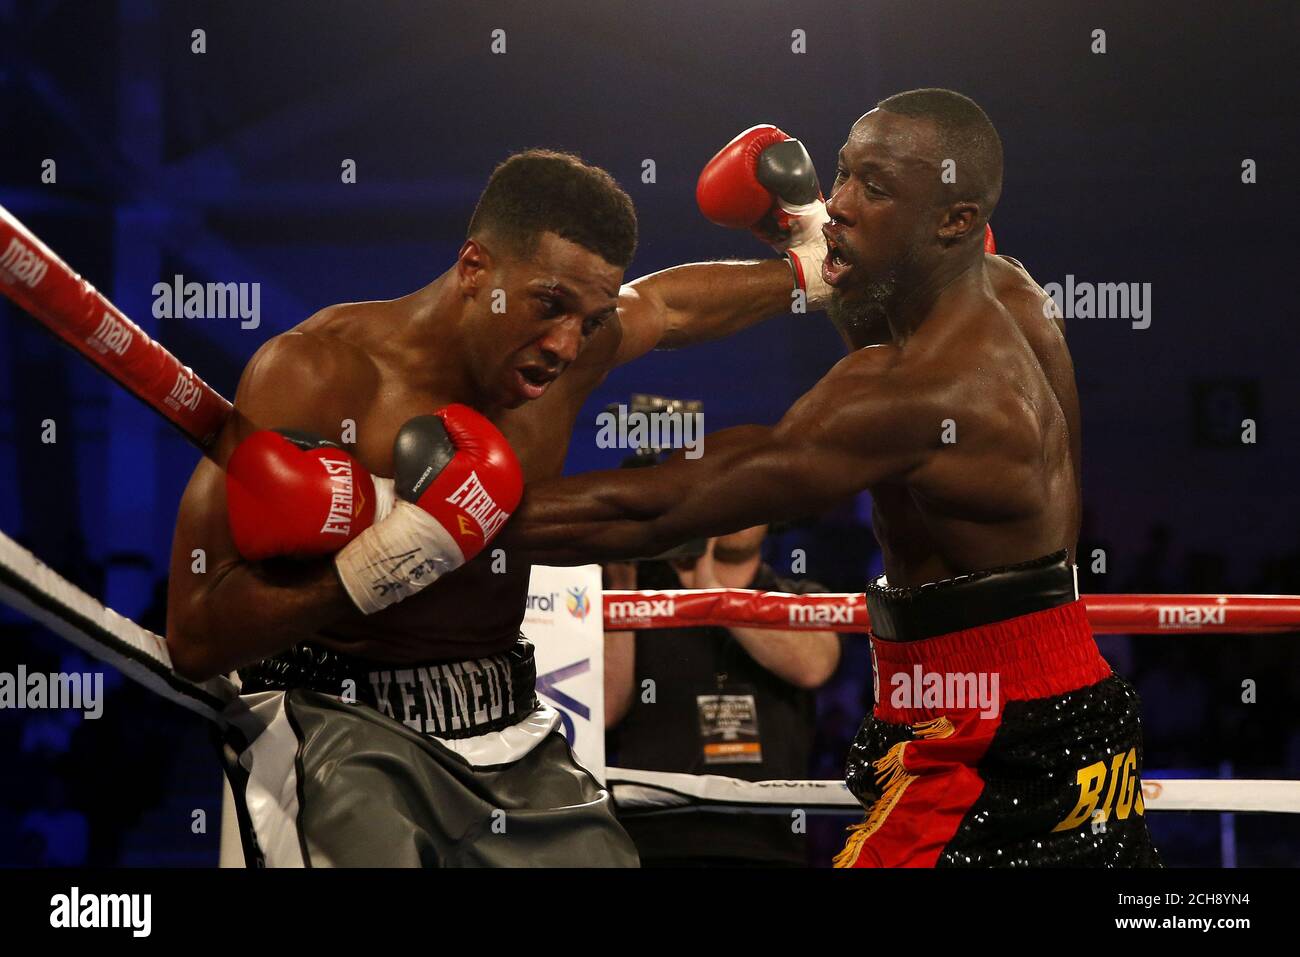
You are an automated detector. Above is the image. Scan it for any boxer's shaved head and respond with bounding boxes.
[876,88,1003,221]
[824,89,1003,345]
[469,149,638,268]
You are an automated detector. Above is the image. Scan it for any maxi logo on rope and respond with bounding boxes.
[1156,605,1227,628]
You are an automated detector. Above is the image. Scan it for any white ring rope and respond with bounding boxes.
[0,529,236,724]
[607,767,1300,815]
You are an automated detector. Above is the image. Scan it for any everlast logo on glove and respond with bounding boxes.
[445,470,510,539]
[318,458,361,537]
[226,430,377,561]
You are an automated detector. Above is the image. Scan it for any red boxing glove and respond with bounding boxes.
[334,405,523,614]
[984,224,996,253]
[397,405,522,561]
[696,124,825,243]
[697,125,794,229]
[226,430,379,561]
[697,124,831,307]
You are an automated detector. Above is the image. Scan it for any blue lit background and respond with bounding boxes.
[1,0,1296,865]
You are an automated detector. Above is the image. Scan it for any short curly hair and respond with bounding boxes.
[467,149,638,268]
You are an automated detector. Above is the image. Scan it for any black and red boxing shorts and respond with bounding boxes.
[836,551,1161,868]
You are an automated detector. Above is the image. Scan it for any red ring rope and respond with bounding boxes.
[601,589,1300,634]
[0,204,231,449]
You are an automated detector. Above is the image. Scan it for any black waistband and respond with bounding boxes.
[237,638,539,739]
[866,550,1078,643]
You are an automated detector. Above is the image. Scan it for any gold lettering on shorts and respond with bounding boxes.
[1053,746,1145,831]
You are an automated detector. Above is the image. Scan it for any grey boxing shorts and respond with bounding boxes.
[220,638,639,868]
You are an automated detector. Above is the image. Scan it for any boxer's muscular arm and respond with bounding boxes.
[611,259,797,365]
[165,333,372,680]
[503,347,938,563]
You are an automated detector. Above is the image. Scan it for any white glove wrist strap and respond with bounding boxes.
[334,500,464,615]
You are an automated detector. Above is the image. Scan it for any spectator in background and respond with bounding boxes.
[605,524,840,866]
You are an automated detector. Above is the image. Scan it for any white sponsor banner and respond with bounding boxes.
[524,564,605,781]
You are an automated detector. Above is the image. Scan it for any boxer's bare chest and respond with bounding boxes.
[868,273,1081,588]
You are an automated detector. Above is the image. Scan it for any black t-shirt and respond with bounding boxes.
[608,562,829,865]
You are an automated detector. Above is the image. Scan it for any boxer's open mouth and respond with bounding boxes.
[515,365,557,400]
[822,230,854,287]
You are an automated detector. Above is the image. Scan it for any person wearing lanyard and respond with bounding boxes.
[604,525,841,866]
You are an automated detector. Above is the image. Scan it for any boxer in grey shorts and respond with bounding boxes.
[222,638,638,867]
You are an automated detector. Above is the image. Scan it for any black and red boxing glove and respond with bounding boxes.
[333,405,523,614]
[696,124,831,307]
[226,430,380,561]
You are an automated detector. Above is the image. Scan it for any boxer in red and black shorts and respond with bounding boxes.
[505,91,1161,867]
[836,552,1160,867]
